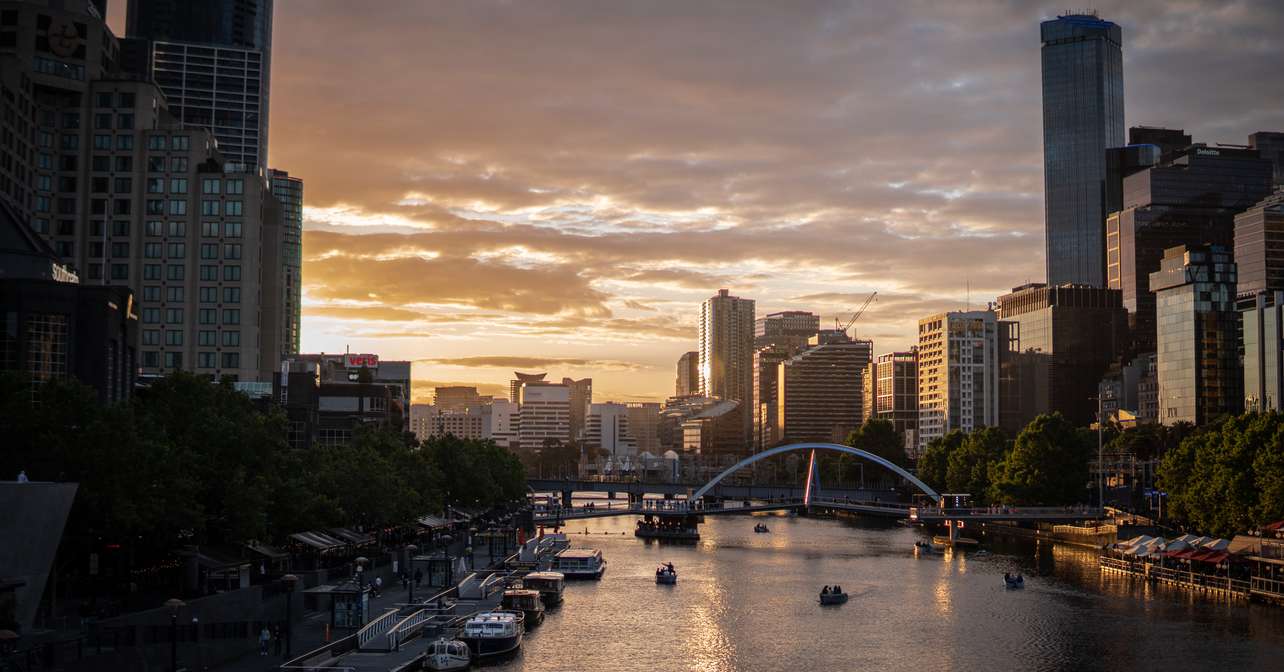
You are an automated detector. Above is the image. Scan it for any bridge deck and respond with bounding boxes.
[534,500,1105,524]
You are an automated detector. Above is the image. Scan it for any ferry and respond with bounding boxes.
[459,612,523,661]
[424,637,471,671]
[501,588,545,627]
[522,571,566,606]
[554,548,607,579]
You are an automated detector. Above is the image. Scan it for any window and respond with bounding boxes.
[170,157,188,172]
[143,242,161,258]
[115,135,133,150]
[198,331,216,346]
[171,135,190,151]
[221,352,240,369]
[110,242,129,257]
[148,136,165,150]
[165,308,183,324]
[113,177,131,193]
[222,309,240,325]
[92,156,110,171]
[223,244,241,260]
[117,113,134,129]
[223,287,240,304]
[166,242,185,259]
[142,308,160,323]
[223,265,240,281]
[88,264,102,280]
[168,221,186,237]
[148,156,165,172]
[111,264,129,280]
[59,154,77,171]
[60,134,78,150]
[200,287,217,303]
[198,352,216,368]
[167,265,185,281]
[142,330,160,346]
[225,179,243,195]
[115,156,133,172]
[118,92,135,108]
[201,178,220,194]
[199,308,217,324]
[113,199,131,215]
[62,112,80,129]
[89,199,106,215]
[38,153,53,170]
[200,243,218,259]
[142,351,159,368]
[224,200,243,216]
[95,113,112,129]
[90,177,107,193]
[163,352,182,369]
[95,93,113,109]
[142,286,160,301]
[146,199,163,214]
[143,264,161,280]
[146,221,163,237]
[169,178,188,194]
[222,331,240,347]
[224,222,241,238]
[94,134,111,149]
[55,241,73,257]
[202,222,219,237]
[112,221,130,236]
[201,200,219,216]
[168,199,187,215]
[165,330,183,346]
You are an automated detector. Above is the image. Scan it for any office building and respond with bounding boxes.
[434,385,481,412]
[1235,191,1284,298]
[1250,131,1284,187]
[1041,12,1124,287]
[995,283,1127,432]
[276,357,404,449]
[562,376,592,442]
[775,332,872,444]
[1107,143,1274,355]
[510,371,545,403]
[916,311,1000,452]
[1105,126,1189,217]
[584,402,638,465]
[516,381,570,451]
[485,399,520,449]
[625,402,661,454]
[125,0,274,170]
[1,1,286,383]
[752,344,792,452]
[1150,245,1240,425]
[754,310,819,349]
[285,353,410,412]
[680,399,744,455]
[699,289,754,447]
[1237,192,1284,411]
[675,350,698,397]
[869,350,919,456]
[268,169,301,353]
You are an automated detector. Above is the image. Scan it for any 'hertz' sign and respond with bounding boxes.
[344,353,380,369]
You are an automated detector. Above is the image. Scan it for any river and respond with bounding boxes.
[492,511,1284,672]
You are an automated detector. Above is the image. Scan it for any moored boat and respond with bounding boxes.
[501,588,545,627]
[424,637,471,671]
[554,548,607,579]
[655,562,677,585]
[522,571,565,606]
[459,611,523,661]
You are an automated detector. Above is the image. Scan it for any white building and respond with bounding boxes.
[585,403,639,466]
[518,382,571,451]
[916,310,1000,452]
[485,399,520,449]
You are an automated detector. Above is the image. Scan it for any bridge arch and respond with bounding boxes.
[689,442,938,501]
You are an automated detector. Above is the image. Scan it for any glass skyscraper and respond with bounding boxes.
[1041,13,1124,287]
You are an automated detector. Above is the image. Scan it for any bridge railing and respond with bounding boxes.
[910,505,1104,519]
[355,608,402,652]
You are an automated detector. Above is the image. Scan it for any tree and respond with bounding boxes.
[945,427,1007,503]
[845,418,908,468]
[989,413,1090,505]
[916,430,965,493]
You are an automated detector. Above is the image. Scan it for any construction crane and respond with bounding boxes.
[836,291,877,337]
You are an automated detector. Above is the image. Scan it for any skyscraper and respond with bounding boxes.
[675,351,699,396]
[775,332,872,444]
[1041,12,1124,287]
[751,310,817,452]
[126,0,274,170]
[1236,192,1284,411]
[699,289,754,447]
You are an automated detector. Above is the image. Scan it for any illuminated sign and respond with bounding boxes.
[1196,148,1220,157]
[345,353,380,369]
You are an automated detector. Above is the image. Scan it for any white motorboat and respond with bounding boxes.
[522,571,565,606]
[554,548,607,579]
[655,562,677,585]
[424,637,471,671]
[459,611,523,660]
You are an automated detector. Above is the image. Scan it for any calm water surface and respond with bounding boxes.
[491,511,1284,672]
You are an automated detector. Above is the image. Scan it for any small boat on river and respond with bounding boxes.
[501,588,545,627]
[754,522,770,533]
[1003,573,1025,589]
[819,585,848,605]
[424,637,471,671]
[459,611,523,661]
[554,548,607,579]
[914,541,935,553]
[655,562,677,585]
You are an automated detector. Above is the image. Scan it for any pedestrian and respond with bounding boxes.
[16,470,29,483]
[259,625,270,656]
[272,624,282,656]
[374,576,382,597]
[414,568,423,587]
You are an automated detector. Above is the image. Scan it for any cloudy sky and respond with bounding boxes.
[116,1,1284,402]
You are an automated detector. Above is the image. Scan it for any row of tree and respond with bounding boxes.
[0,372,527,560]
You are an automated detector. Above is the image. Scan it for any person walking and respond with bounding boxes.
[259,625,271,656]
[272,624,282,656]
[16,470,29,483]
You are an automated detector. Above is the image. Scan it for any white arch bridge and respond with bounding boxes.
[531,442,1103,525]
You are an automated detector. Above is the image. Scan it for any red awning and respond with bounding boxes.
[1265,520,1284,532]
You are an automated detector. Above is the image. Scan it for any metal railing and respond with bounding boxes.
[355,608,401,651]
[911,505,1104,520]
[386,608,432,652]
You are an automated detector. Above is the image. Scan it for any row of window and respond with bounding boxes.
[141,242,243,259]
[94,91,137,109]
[142,330,240,347]
[140,307,242,325]
[140,286,241,303]
[141,351,241,369]
[140,264,242,281]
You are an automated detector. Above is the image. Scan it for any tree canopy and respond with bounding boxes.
[988,413,1091,505]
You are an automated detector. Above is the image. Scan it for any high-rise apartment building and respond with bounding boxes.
[2,1,286,382]
[1150,245,1240,425]
[916,311,1000,452]
[699,289,754,447]
[1107,143,1274,355]
[1041,12,1124,287]
[125,0,273,170]
[562,376,592,442]
[754,310,819,349]
[268,168,300,353]
[675,350,698,397]
[870,350,919,456]
[1236,192,1284,411]
[995,283,1127,433]
[517,381,570,451]
[775,332,871,444]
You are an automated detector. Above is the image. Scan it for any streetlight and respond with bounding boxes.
[281,574,298,658]
[164,598,185,672]
[404,545,418,605]
[354,557,369,625]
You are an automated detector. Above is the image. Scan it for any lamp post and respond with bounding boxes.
[164,598,185,672]
[1097,393,1104,511]
[281,574,298,658]
[404,545,418,604]
[354,556,369,625]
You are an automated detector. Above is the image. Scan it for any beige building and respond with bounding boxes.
[775,332,872,444]
[699,289,754,449]
[916,311,1000,453]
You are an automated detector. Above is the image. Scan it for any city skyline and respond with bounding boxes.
[107,2,1284,403]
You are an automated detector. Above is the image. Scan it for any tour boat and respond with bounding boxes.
[655,562,677,585]
[819,586,848,605]
[753,523,770,533]
[424,637,471,671]
[1003,574,1025,590]
[522,571,565,606]
[459,611,523,660]
[554,548,607,579]
[501,588,545,627]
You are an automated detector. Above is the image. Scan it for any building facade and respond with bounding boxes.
[510,371,545,403]
[517,381,570,451]
[699,289,753,447]
[871,350,918,456]
[775,334,872,444]
[268,168,300,353]
[916,311,1000,452]
[754,310,819,349]
[584,402,638,465]
[562,376,592,442]
[434,385,482,412]
[624,402,660,455]
[1041,12,1124,287]
[675,350,698,397]
[1150,245,1240,425]
[1237,192,1284,411]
